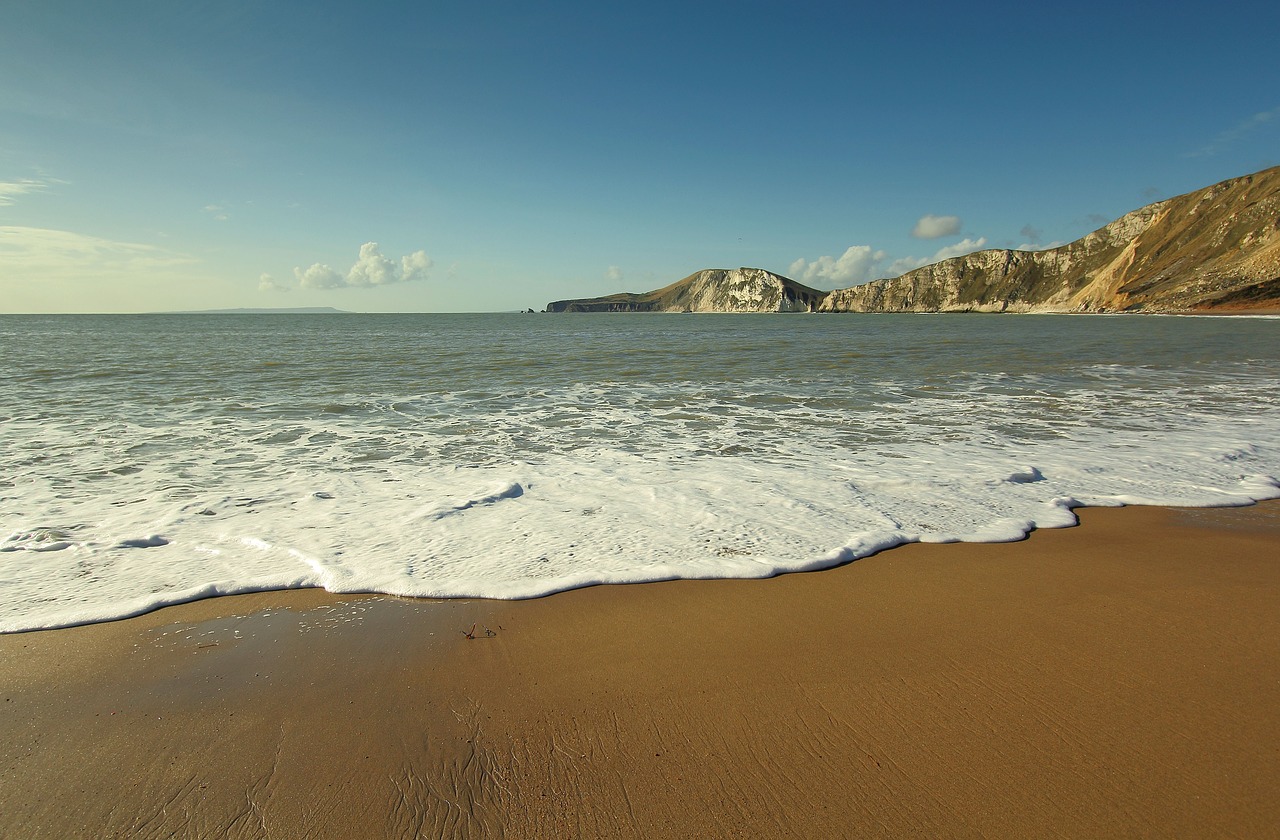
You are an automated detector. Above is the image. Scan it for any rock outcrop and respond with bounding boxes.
[547,166,1280,314]
[546,268,827,313]
[822,166,1280,313]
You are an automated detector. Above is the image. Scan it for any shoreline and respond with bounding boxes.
[2,501,1278,838]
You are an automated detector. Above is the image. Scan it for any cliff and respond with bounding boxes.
[820,166,1280,313]
[546,166,1280,314]
[546,267,828,313]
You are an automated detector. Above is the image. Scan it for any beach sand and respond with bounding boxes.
[2,501,1277,839]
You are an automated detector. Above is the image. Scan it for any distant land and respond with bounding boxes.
[160,307,349,315]
[547,166,1280,314]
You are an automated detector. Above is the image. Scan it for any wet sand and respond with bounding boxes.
[1,502,1278,838]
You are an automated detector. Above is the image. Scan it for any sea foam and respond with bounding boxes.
[1,313,1277,632]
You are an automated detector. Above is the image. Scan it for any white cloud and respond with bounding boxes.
[399,249,432,283]
[294,263,345,290]
[793,236,995,286]
[203,203,229,222]
[290,242,433,291]
[345,242,398,286]
[932,236,987,261]
[605,265,623,282]
[1014,240,1065,252]
[886,237,988,277]
[788,245,887,286]
[0,225,196,275]
[884,256,928,277]
[258,273,289,292]
[911,214,962,239]
[0,225,209,311]
[1186,104,1280,157]
[0,178,53,206]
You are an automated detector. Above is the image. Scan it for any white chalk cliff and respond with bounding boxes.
[548,166,1280,314]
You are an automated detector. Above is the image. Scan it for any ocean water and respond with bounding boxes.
[2,312,1277,633]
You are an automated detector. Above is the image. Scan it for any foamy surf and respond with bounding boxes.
[1,313,1277,632]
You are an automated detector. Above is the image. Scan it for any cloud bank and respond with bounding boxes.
[0,178,54,206]
[911,214,962,239]
[790,235,994,286]
[258,273,289,293]
[788,245,887,286]
[0,225,196,275]
[1013,224,1064,251]
[0,224,206,311]
[290,242,433,291]
[885,237,988,277]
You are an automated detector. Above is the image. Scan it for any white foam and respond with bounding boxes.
[2,317,1278,632]
[2,403,1277,632]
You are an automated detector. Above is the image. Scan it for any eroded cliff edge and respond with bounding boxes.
[547,166,1280,314]
[546,267,827,313]
[822,166,1280,313]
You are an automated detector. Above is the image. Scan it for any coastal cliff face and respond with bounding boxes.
[546,267,828,313]
[820,166,1280,313]
[546,166,1280,314]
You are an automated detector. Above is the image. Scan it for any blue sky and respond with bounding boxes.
[2,0,1277,313]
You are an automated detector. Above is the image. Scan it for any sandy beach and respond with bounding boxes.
[2,501,1277,839]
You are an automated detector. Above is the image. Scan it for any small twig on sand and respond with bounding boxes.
[462,624,476,640]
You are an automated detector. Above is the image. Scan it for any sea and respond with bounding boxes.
[2,312,1277,633]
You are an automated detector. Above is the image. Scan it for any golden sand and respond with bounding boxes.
[2,502,1277,838]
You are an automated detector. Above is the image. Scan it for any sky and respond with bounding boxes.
[2,0,1278,313]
